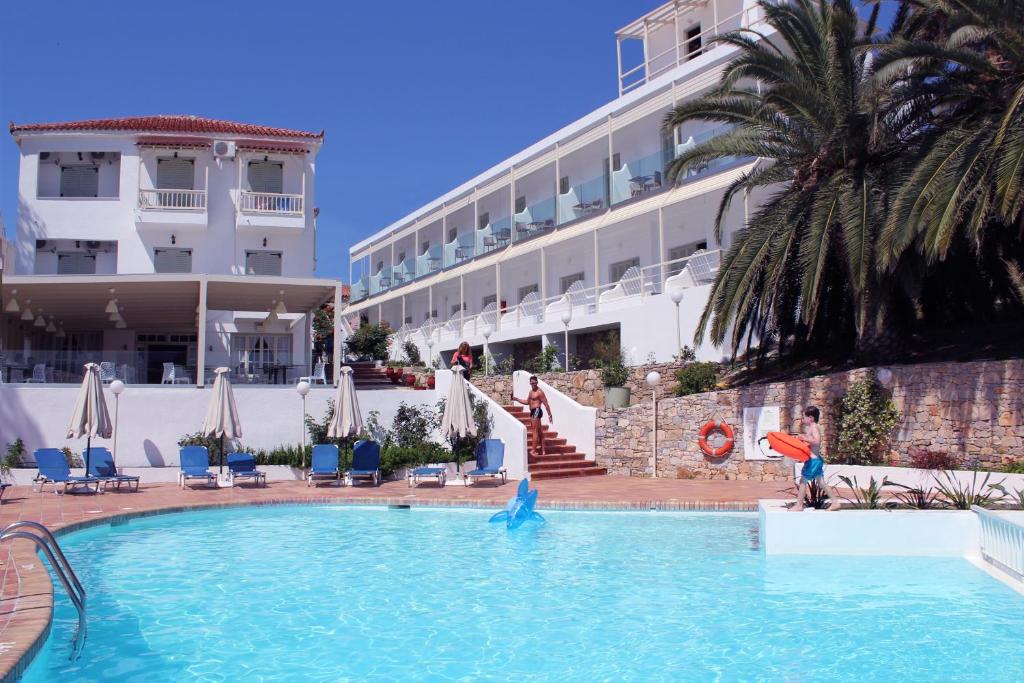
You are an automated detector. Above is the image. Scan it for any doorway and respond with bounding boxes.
[147,344,188,384]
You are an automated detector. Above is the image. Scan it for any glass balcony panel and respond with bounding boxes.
[611,149,669,205]
[443,232,476,268]
[416,244,443,277]
[475,216,511,256]
[557,174,608,224]
[675,124,750,183]
[350,278,368,302]
[512,196,556,243]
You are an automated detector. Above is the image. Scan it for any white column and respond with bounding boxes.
[657,206,666,290]
[509,171,516,242]
[540,247,547,304]
[377,303,382,326]
[593,229,600,312]
[459,275,465,333]
[196,277,208,387]
[495,263,502,331]
[333,284,343,386]
[428,285,433,322]
[616,37,624,96]
[401,294,406,326]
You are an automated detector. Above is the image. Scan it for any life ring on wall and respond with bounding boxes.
[698,421,735,458]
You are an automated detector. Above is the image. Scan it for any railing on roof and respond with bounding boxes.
[239,191,304,216]
[973,506,1024,581]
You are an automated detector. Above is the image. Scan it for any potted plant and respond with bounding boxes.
[597,353,631,408]
[404,374,416,387]
[426,369,436,389]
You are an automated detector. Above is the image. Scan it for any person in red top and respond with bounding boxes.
[450,341,473,380]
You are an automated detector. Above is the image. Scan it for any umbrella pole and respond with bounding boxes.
[85,434,91,475]
[219,434,224,474]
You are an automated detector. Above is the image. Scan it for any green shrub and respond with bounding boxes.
[402,340,421,365]
[435,394,492,467]
[392,403,437,448]
[592,350,629,387]
[1003,460,1024,474]
[252,444,314,468]
[345,322,391,361]
[62,446,83,469]
[837,475,890,509]
[380,442,450,476]
[932,470,1004,510]
[526,345,560,374]
[829,378,901,465]
[674,362,718,396]
[675,345,697,363]
[2,439,26,476]
[177,432,232,466]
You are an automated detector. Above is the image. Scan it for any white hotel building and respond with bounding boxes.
[2,115,342,386]
[344,0,772,368]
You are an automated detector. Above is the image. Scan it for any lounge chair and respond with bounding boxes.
[465,439,507,486]
[348,440,381,487]
[0,482,10,502]
[408,464,447,488]
[178,446,216,488]
[227,452,266,487]
[33,448,101,494]
[85,447,140,492]
[307,444,341,487]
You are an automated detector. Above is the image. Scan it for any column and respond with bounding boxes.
[495,263,502,331]
[593,229,600,312]
[459,275,465,334]
[196,277,208,387]
[333,283,343,386]
[540,247,547,304]
[657,206,665,290]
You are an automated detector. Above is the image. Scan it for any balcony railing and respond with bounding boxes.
[239,191,304,216]
[139,188,207,211]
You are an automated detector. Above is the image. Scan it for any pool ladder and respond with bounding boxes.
[0,521,86,660]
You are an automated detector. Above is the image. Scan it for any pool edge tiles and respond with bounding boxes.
[0,493,760,682]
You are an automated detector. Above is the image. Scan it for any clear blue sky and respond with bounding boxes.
[0,1,895,280]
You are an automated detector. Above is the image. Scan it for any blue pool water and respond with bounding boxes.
[23,506,1024,681]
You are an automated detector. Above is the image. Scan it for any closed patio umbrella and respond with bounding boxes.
[440,366,477,474]
[67,362,113,477]
[327,366,362,471]
[201,367,243,474]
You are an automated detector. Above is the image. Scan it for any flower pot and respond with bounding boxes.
[604,386,631,409]
[427,376,435,389]
[391,370,404,384]
[404,374,416,387]
[385,367,396,379]
[374,360,383,368]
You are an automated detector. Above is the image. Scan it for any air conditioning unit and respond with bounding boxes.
[90,152,106,160]
[86,240,101,250]
[213,140,236,159]
[35,239,49,250]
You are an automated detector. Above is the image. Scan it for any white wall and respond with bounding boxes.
[0,384,434,468]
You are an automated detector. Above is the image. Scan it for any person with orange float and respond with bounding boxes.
[790,406,841,511]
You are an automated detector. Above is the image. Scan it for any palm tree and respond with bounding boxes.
[874,1,1024,306]
[663,0,899,357]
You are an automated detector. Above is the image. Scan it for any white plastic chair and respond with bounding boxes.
[99,362,116,383]
[161,362,175,384]
[299,362,327,385]
[173,365,190,384]
[24,364,47,383]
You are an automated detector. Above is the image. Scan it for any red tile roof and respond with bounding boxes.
[9,115,323,140]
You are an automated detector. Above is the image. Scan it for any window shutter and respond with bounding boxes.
[478,212,489,229]
[247,161,284,193]
[154,248,193,273]
[60,166,99,197]
[559,176,570,194]
[157,159,195,190]
[245,251,283,276]
[515,196,526,213]
[57,253,97,274]
[610,257,640,283]
[482,294,497,307]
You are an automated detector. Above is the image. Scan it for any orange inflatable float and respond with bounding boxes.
[764,431,811,462]
[698,421,735,458]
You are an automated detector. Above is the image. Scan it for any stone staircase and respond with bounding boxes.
[347,362,398,390]
[502,405,607,480]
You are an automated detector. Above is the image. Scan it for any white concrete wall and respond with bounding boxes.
[759,500,981,557]
[0,384,434,468]
[822,464,1024,492]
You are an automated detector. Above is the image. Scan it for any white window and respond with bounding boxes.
[156,158,194,190]
[685,24,702,59]
[515,196,526,213]
[668,241,708,276]
[609,257,640,283]
[231,334,293,374]
[559,272,585,294]
[59,166,98,197]
[247,161,283,193]
[57,252,96,274]
[447,228,457,243]
[517,284,539,303]
[245,251,283,276]
[478,212,489,229]
[154,248,193,273]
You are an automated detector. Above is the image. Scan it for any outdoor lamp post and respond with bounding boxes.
[296,380,311,470]
[560,310,572,371]
[876,367,893,387]
[483,325,493,376]
[646,371,661,477]
[110,380,125,465]
[669,288,684,356]
[426,335,435,368]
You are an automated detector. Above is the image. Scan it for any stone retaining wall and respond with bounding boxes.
[594,359,1024,480]
[471,361,685,407]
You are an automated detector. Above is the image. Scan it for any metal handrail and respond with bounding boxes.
[0,521,86,660]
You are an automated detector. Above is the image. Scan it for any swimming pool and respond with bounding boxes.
[23,505,1024,681]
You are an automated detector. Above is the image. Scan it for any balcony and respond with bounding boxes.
[475,216,511,257]
[612,150,668,205]
[557,175,608,225]
[512,197,556,243]
[416,245,443,278]
[135,188,209,229]
[444,232,476,268]
[236,191,306,232]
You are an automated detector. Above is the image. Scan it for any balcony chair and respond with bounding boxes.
[24,364,47,383]
[99,362,117,383]
[299,362,327,385]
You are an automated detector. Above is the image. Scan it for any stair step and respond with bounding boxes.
[530,466,608,480]
[528,457,588,468]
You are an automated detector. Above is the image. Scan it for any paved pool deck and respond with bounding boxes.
[0,476,783,680]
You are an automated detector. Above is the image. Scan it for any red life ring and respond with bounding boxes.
[698,421,735,458]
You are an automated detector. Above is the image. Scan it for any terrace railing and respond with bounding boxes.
[239,191,304,216]
[973,506,1024,581]
[139,188,207,210]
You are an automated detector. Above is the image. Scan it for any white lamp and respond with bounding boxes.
[274,290,288,315]
[876,367,893,387]
[296,380,311,455]
[45,319,56,333]
[4,290,18,313]
[34,308,45,327]
[560,310,572,370]
[482,325,493,376]
[110,380,125,463]
[669,288,684,357]
[20,300,33,321]
[104,289,118,314]
[646,371,661,477]
[426,335,435,368]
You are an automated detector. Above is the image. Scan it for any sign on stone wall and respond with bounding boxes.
[743,406,780,460]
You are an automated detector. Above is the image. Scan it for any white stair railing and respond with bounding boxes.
[973,506,1024,581]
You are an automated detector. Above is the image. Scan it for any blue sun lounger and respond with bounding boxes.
[307,444,341,487]
[227,452,266,487]
[34,448,101,494]
[408,464,447,488]
[466,439,507,486]
[178,446,216,489]
[348,440,381,486]
[86,447,140,492]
